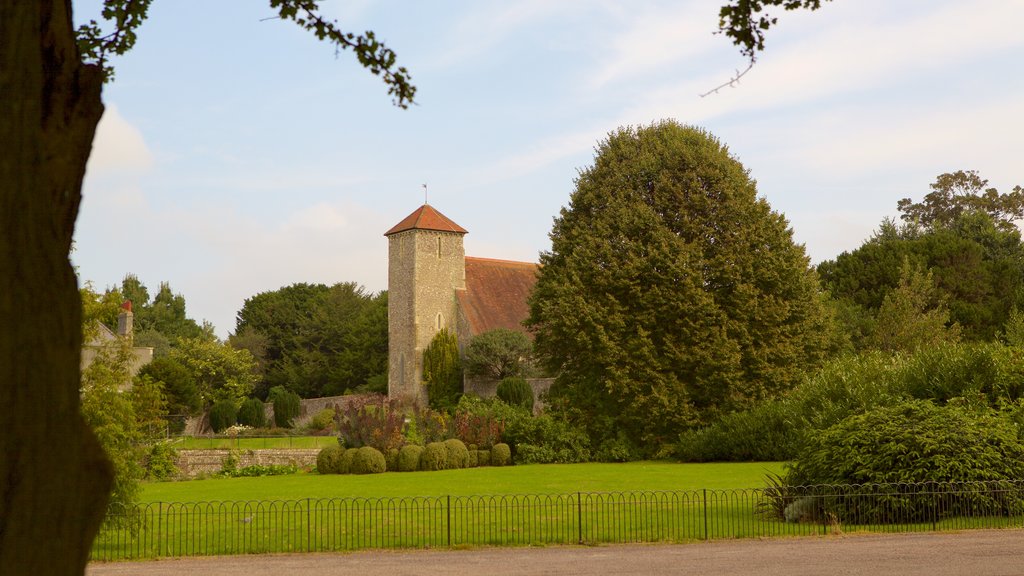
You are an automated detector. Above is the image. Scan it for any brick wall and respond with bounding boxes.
[174,448,321,479]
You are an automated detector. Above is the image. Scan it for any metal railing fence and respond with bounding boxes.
[90,480,1024,561]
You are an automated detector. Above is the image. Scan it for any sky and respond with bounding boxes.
[72,0,1024,339]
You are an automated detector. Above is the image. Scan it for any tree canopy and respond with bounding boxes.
[527,121,834,450]
[234,282,388,398]
[464,328,534,381]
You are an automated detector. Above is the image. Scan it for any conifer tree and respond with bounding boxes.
[422,328,463,411]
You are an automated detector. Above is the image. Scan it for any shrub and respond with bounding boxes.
[208,400,238,433]
[269,386,301,428]
[420,442,449,471]
[503,412,591,463]
[223,464,298,478]
[497,377,534,412]
[237,397,266,428]
[338,448,356,474]
[316,445,345,474]
[422,328,463,411]
[408,405,450,444]
[398,445,424,472]
[385,448,400,472]
[467,450,478,468]
[337,395,405,451]
[475,449,491,466]
[308,407,336,433]
[782,400,1024,523]
[146,442,179,481]
[491,443,511,466]
[453,411,504,448]
[444,439,470,469]
[350,446,386,474]
[676,400,798,462]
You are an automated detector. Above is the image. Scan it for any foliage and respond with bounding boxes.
[528,121,832,448]
[443,439,470,469]
[406,405,451,445]
[307,407,337,433]
[145,442,179,481]
[475,449,491,467]
[316,445,345,474]
[422,328,463,411]
[420,442,449,471]
[222,464,299,478]
[453,411,504,449]
[490,443,512,467]
[385,448,400,472]
[867,260,960,353]
[235,283,388,399]
[464,329,533,380]
[1001,308,1024,347]
[676,400,798,462]
[455,394,591,463]
[269,386,302,428]
[208,400,238,433]
[496,377,534,412]
[350,446,387,475]
[138,356,201,417]
[819,200,1024,343]
[336,395,405,451]
[397,445,424,472]
[782,400,1024,523]
[130,374,169,439]
[107,275,213,344]
[169,337,259,406]
[897,170,1024,233]
[718,0,831,62]
[236,397,267,429]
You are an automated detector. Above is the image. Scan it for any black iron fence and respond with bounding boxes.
[90,480,1024,561]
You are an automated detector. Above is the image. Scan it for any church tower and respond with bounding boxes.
[384,204,467,404]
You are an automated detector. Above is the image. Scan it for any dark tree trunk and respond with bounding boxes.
[0,1,113,574]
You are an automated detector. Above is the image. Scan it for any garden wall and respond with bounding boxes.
[175,449,320,479]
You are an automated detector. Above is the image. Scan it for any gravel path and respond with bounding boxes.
[87,529,1024,575]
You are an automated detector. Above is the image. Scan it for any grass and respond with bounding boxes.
[172,436,337,450]
[141,461,786,503]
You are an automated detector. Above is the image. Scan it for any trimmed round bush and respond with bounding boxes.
[476,449,491,466]
[316,444,345,474]
[467,450,479,468]
[491,443,511,466]
[398,445,424,472]
[420,442,449,471]
[237,397,266,429]
[444,438,470,469]
[385,448,400,472]
[350,446,386,474]
[338,447,357,474]
[208,400,238,433]
[497,377,534,412]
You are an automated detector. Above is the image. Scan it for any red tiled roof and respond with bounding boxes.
[384,204,468,236]
[457,257,538,337]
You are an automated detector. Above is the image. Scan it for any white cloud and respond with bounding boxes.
[85,104,153,175]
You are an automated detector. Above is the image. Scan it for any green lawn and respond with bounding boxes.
[172,436,337,450]
[142,461,786,503]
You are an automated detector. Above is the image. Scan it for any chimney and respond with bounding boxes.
[117,300,134,343]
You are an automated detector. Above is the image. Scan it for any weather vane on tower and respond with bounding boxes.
[422,183,428,205]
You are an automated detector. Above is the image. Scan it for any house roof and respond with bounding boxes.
[384,204,468,236]
[457,257,538,337]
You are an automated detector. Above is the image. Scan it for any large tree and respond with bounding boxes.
[527,121,834,450]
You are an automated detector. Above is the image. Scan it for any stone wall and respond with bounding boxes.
[175,448,321,479]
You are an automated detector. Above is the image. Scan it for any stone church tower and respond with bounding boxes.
[384,204,467,404]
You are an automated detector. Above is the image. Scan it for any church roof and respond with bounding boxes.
[384,204,468,236]
[457,257,538,337]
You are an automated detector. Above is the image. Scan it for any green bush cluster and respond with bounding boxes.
[237,397,266,429]
[308,407,336,432]
[778,400,1024,524]
[222,464,298,478]
[491,443,511,466]
[145,442,179,481]
[420,442,448,471]
[208,400,238,433]
[497,377,534,412]
[398,445,424,472]
[444,439,470,469]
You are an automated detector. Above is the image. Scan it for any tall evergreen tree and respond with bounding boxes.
[422,328,463,411]
[527,121,834,448]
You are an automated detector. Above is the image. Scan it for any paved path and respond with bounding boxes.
[87,529,1024,576]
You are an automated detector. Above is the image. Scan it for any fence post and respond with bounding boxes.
[307,498,312,552]
[703,489,708,541]
[577,492,582,544]
[447,495,452,547]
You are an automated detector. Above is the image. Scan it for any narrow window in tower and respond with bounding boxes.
[437,236,442,258]
[437,313,443,330]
